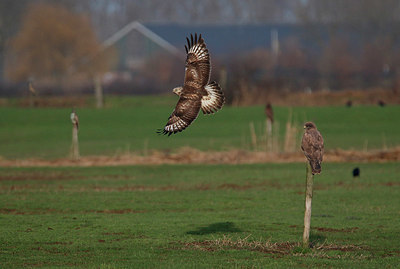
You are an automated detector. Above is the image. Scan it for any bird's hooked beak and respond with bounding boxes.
[172,87,182,96]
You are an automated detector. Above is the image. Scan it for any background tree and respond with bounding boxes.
[318,37,359,90]
[5,3,114,93]
[0,0,30,81]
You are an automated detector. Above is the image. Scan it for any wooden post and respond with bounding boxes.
[303,162,314,248]
[70,110,80,160]
[28,81,36,107]
[266,119,272,152]
[71,124,79,160]
[94,74,103,109]
[249,121,257,150]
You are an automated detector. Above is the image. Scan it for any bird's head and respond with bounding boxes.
[172,87,183,96]
[303,121,316,130]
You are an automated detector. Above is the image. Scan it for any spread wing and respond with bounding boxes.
[158,97,201,136]
[201,81,225,114]
[184,33,210,89]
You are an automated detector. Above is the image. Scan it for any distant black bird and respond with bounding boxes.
[352,167,360,178]
[378,100,386,107]
[345,100,352,107]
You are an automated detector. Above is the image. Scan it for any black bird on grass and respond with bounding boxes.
[352,167,360,178]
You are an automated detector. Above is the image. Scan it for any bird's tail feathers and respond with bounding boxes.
[311,161,321,175]
[201,81,225,114]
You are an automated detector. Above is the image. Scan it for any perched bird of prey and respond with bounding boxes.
[265,103,274,123]
[70,109,79,130]
[301,122,324,175]
[158,33,225,136]
[352,167,360,178]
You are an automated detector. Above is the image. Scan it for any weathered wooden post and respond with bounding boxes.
[265,103,273,152]
[301,122,324,248]
[303,162,314,247]
[70,109,80,160]
[94,75,103,109]
[249,121,257,150]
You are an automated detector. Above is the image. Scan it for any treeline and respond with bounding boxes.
[1,1,400,105]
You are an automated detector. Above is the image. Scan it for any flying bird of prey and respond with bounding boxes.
[70,109,79,130]
[301,122,324,175]
[265,103,274,123]
[158,33,225,136]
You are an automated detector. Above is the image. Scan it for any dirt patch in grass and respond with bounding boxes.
[0,181,297,193]
[0,208,59,215]
[0,207,146,215]
[0,172,77,181]
[182,237,296,254]
[1,147,399,167]
[180,235,369,258]
[0,172,133,182]
[88,209,146,214]
[41,241,73,245]
[313,227,359,233]
[381,182,400,187]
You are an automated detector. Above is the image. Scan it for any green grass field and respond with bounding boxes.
[1,163,399,268]
[1,95,400,159]
[1,96,399,267]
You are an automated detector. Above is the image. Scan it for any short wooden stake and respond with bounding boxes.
[249,121,257,150]
[94,75,103,109]
[266,119,272,152]
[303,162,314,247]
[71,124,79,160]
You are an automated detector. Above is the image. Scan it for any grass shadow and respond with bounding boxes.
[186,222,242,235]
[309,233,326,247]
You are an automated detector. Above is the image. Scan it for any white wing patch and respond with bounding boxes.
[189,42,208,61]
[185,34,209,61]
[165,118,188,133]
[201,81,225,114]
[162,112,198,136]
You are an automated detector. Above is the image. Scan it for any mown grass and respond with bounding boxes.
[0,95,400,159]
[0,163,399,268]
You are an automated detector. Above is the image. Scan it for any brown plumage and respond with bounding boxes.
[158,33,225,136]
[265,103,274,123]
[301,122,324,175]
